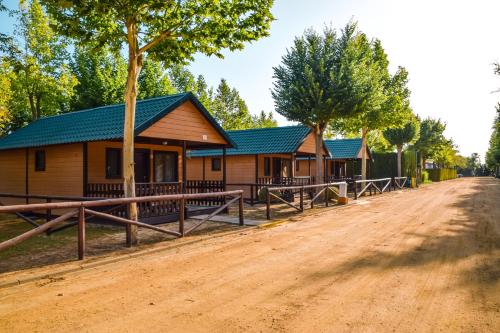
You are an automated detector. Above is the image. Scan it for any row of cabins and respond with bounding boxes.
[0,93,370,223]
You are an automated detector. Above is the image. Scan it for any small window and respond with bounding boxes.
[264,157,271,176]
[106,148,121,179]
[211,158,221,171]
[34,150,45,171]
[296,160,300,171]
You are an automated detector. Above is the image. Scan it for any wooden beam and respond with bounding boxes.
[308,156,311,177]
[255,154,259,183]
[291,153,296,178]
[83,142,88,196]
[182,140,187,192]
[202,156,206,181]
[222,147,227,191]
[25,148,29,204]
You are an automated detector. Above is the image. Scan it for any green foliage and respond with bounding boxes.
[252,110,278,128]
[426,168,457,182]
[414,117,447,163]
[421,170,430,183]
[70,46,128,110]
[42,0,274,66]
[272,27,343,131]
[137,57,176,100]
[212,79,253,130]
[485,64,500,174]
[0,0,77,125]
[383,117,420,149]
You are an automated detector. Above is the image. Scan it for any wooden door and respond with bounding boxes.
[134,149,150,183]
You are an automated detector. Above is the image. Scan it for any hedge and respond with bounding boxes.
[426,168,457,182]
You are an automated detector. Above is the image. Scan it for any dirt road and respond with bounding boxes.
[0,177,498,332]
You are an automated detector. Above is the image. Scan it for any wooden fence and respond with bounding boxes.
[264,182,347,220]
[0,190,244,260]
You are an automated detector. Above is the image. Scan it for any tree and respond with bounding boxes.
[1,0,77,123]
[383,117,420,177]
[0,60,13,135]
[331,23,412,180]
[43,0,274,243]
[71,46,128,110]
[414,117,447,166]
[252,110,277,128]
[272,27,347,183]
[212,79,253,130]
[137,58,176,100]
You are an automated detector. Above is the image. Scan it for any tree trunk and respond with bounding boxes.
[361,127,367,180]
[28,94,37,121]
[314,125,324,184]
[397,144,402,178]
[123,22,143,244]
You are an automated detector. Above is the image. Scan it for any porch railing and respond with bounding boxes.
[185,180,225,206]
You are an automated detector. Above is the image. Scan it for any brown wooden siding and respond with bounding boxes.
[297,132,327,155]
[28,144,84,198]
[139,101,227,145]
[87,141,183,183]
[0,149,26,205]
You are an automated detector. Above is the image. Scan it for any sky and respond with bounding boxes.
[1,0,499,159]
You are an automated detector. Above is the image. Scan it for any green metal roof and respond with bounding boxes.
[189,125,315,157]
[0,92,234,150]
[324,138,363,159]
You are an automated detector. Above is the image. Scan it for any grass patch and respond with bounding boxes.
[0,214,119,262]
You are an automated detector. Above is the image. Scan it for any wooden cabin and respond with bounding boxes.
[296,138,372,181]
[186,126,330,199]
[0,93,234,223]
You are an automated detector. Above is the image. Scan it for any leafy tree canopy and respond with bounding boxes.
[0,0,77,124]
[383,117,420,149]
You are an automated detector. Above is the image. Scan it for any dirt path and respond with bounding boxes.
[0,177,498,332]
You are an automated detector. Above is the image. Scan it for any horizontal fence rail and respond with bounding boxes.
[265,182,347,220]
[0,190,244,261]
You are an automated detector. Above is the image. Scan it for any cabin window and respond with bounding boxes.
[296,160,300,172]
[154,151,178,182]
[106,148,121,179]
[211,158,221,171]
[34,150,45,171]
[264,157,271,176]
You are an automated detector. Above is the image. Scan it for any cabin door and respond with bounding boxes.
[272,157,282,178]
[154,151,178,182]
[134,149,150,183]
[281,159,291,177]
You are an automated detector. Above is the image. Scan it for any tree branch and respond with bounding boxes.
[138,31,173,54]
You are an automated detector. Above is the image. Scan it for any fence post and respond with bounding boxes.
[78,206,85,260]
[125,204,132,247]
[250,185,254,206]
[179,196,185,236]
[238,193,244,226]
[324,185,329,207]
[266,188,271,220]
[46,198,52,222]
[299,187,304,212]
[353,181,358,200]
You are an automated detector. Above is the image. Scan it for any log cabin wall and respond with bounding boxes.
[28,144,84,199]
[0,148,27,205]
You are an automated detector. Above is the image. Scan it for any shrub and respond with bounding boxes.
[426,168,457,182]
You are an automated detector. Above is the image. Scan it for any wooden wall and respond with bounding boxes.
[28,144,84,197]
[87,141,183,183]
[297,132,327,155]
[140,101,227,145]
[0,144,84,206]
[0,149,26,205]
